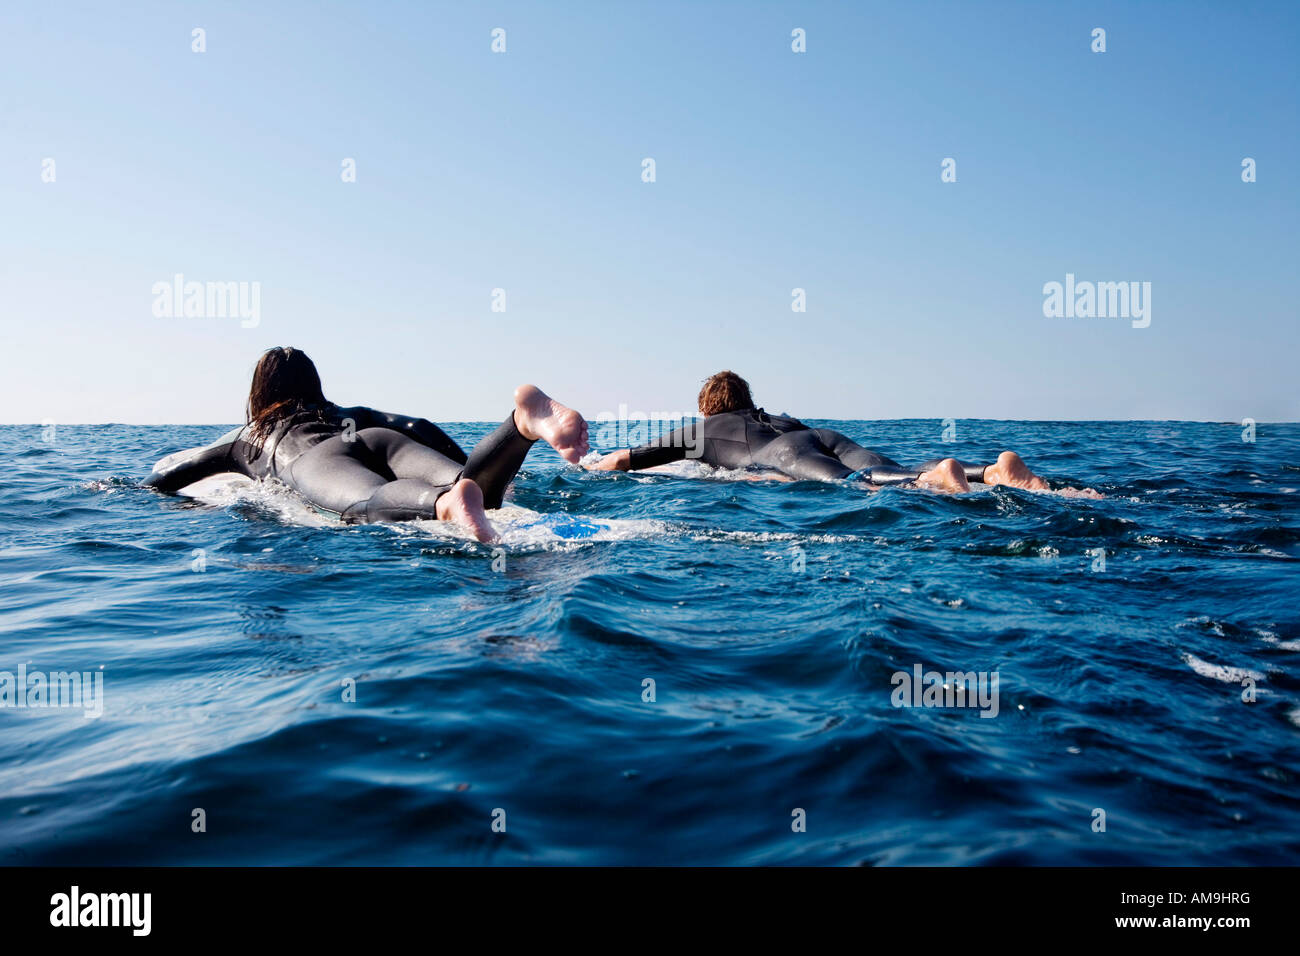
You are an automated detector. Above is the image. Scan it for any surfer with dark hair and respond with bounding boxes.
[144,347,588,541]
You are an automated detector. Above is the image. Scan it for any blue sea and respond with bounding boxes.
[2,420,1298,865]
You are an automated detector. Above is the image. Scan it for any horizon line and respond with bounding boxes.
[5,418,1296,427]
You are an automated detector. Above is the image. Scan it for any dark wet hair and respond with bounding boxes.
[245,347,331,443]
[698,370,754,416]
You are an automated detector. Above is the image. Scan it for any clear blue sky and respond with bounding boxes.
[3,1,1296,424]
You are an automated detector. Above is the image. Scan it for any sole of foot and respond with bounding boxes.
[436,478,497,543]
[915,459,971,494]
[983,452,1050,491]
[514,384,589,464]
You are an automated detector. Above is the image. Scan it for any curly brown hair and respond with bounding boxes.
[697,371,754,416]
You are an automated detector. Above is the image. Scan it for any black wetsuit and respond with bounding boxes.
[627,408,986,485]
[144,404,535,521]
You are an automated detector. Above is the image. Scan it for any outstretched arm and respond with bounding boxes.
[336,405,468,465]
[588,448,633,471]
[587,423,697,471]
[143,426,244,494]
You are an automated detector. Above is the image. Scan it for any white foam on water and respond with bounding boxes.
[402,505,669,548]
[694,529,868,545]
[1258,631,1300,651]
[1051,486,1106,499]
[179,473,337,527]
[1182,653,1264,684]
[178,477,668,547]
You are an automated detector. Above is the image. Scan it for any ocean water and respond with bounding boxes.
[2,420,1298,866]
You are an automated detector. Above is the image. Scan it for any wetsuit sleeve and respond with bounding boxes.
[143,426,244,493]
[627,424,696,470]
[337,406,468,465]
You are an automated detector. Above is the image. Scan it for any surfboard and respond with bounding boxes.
[177,473,254,497]
[513,514,604,539]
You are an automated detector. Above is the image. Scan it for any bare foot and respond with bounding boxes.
[514,384,589,464]
[915,458,971,493]
[436,478,497,543]
[982,451,1050,491]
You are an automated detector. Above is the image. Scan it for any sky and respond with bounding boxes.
[2,0,1297,425]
